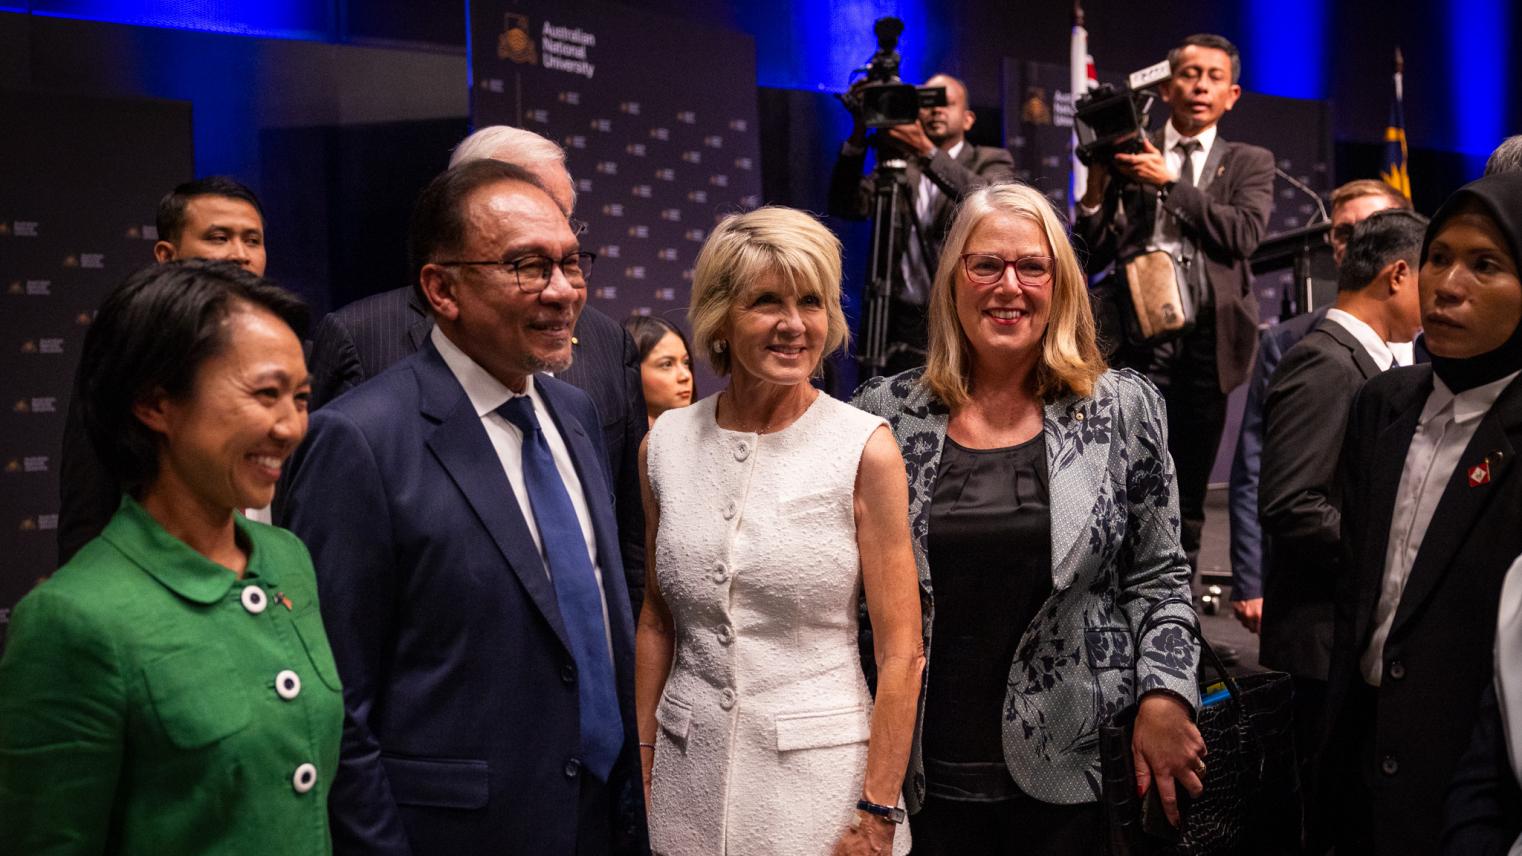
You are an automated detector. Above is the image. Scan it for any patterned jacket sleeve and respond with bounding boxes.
[1114,371,1202,708]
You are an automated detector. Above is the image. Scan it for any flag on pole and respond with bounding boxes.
[1070,2,1098,215]
[1381,47,1412,201]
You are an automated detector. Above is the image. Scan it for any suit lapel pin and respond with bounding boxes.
[1468,458,1493,487]
[277,592,294,610]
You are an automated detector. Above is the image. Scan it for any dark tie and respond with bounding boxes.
[1175,139,1202,188]
[496,395,623,780]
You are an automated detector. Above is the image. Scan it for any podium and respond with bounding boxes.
[1250,222,1336,322]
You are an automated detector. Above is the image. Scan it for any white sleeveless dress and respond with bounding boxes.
[645,392,910,856]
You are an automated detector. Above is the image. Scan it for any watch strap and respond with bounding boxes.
[856,798,907,824]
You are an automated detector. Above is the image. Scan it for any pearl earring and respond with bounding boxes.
[712,340,727,354]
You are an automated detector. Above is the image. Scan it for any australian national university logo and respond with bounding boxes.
[499,12,597,80]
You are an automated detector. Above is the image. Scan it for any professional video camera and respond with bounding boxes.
[839,17,947,128]
[1073,60,1172,166]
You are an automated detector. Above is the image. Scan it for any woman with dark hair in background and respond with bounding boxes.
[853,183,1204,854]
[0,259,342,854]
[623,314,695,427]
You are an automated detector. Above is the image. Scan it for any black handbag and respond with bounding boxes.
[1099,616,1301,856]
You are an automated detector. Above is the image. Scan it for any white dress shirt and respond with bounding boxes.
[431,326,615,654]
[899,140,964,306]
[1324,308,1403,371]
[1362,369,1522,684]
[1149,122,1217,259]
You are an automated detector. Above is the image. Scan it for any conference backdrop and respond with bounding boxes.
[470,0,763,351]
[0,90,194,641]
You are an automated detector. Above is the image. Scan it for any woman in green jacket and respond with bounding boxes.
[0,259,343,854]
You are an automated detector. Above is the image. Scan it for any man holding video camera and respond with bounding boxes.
[829,72,1016,373]
[1075,33,1274,581]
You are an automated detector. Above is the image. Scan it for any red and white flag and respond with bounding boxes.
[1070,4,1099,215]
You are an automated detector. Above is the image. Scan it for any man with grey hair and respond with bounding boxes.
[1487,134,1522,176]
[303,125,649,616]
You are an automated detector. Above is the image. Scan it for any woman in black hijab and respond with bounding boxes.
[1324,170,1522,856]
[1438,173,1522,854]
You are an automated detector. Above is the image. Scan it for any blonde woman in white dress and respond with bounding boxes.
[635,206,923,856]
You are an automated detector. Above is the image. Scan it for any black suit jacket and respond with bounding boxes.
[1442,685,1522,854]
[827,140,1016,300]
[1074,133,1275,393]
[1325,367,1522,854]
[1258,319,1382,680]
[280,344,639,854]
[305,287,648,613]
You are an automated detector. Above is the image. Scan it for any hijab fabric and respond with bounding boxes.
[1420,171,1522,393]
[1450,172,1522,855]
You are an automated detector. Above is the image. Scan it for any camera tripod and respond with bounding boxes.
[858,154,934,379]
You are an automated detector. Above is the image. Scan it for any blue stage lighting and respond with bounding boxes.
[1243,0,1326,99]
[1448,0,1509,158]
[24,0,334,42]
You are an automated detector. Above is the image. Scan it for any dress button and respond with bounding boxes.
[712,563,730,584]
[1388,661,1406,680]
[734,441,750,462]
[240,585,268,614]
[275,669,302,700]
[292,763,318,794]
[722,500,737,520]
[562,663,577,684]
[1380,755,1399,776]
[719,688,736,710]
[717,625,735,645]
[564,758,581,779]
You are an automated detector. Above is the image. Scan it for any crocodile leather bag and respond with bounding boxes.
[1100,617,1301,856]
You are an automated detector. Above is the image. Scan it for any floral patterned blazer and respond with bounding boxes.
[851,366,1200,809]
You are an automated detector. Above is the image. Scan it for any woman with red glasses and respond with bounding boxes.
[853,182,1205,854]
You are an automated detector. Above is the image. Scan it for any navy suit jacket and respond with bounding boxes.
[305,287,648,614]
[280,342,639,855]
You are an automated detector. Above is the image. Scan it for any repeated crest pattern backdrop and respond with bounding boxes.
[470,0,763,352]
[0,91,194,638]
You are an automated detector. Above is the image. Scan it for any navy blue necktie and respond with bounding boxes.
[496,395,623,780]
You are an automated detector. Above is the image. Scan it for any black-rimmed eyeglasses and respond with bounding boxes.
[960,253,1055,286]
[433,252,597,293]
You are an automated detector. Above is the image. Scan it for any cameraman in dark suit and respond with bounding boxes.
[828,72,1015,373]
[1074,33,1274,577]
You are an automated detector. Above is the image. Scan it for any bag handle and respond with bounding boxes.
[1134,596,1246,710]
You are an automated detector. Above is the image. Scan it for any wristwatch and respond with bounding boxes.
[856,798,907,824]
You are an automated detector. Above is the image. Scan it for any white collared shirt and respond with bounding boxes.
[1149,122,1218,258]
[1324,308,1403,371]
[1362,369,1522,684]
[431,326,614,654]
[899,140,965,306]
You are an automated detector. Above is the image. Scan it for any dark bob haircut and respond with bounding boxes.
[407,158,546,294]
[622,314,692,363]
[155,176,265,244]
[78,259,309,495]
[1337,209,1429,293]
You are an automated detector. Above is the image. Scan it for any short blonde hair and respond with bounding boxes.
[688,206,849,375]
[923,183,1106,406]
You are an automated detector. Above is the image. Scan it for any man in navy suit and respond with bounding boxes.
[281,159,640,854]
[304,125,648,615]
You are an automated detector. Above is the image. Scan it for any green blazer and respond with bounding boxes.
[0,497,343,854]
